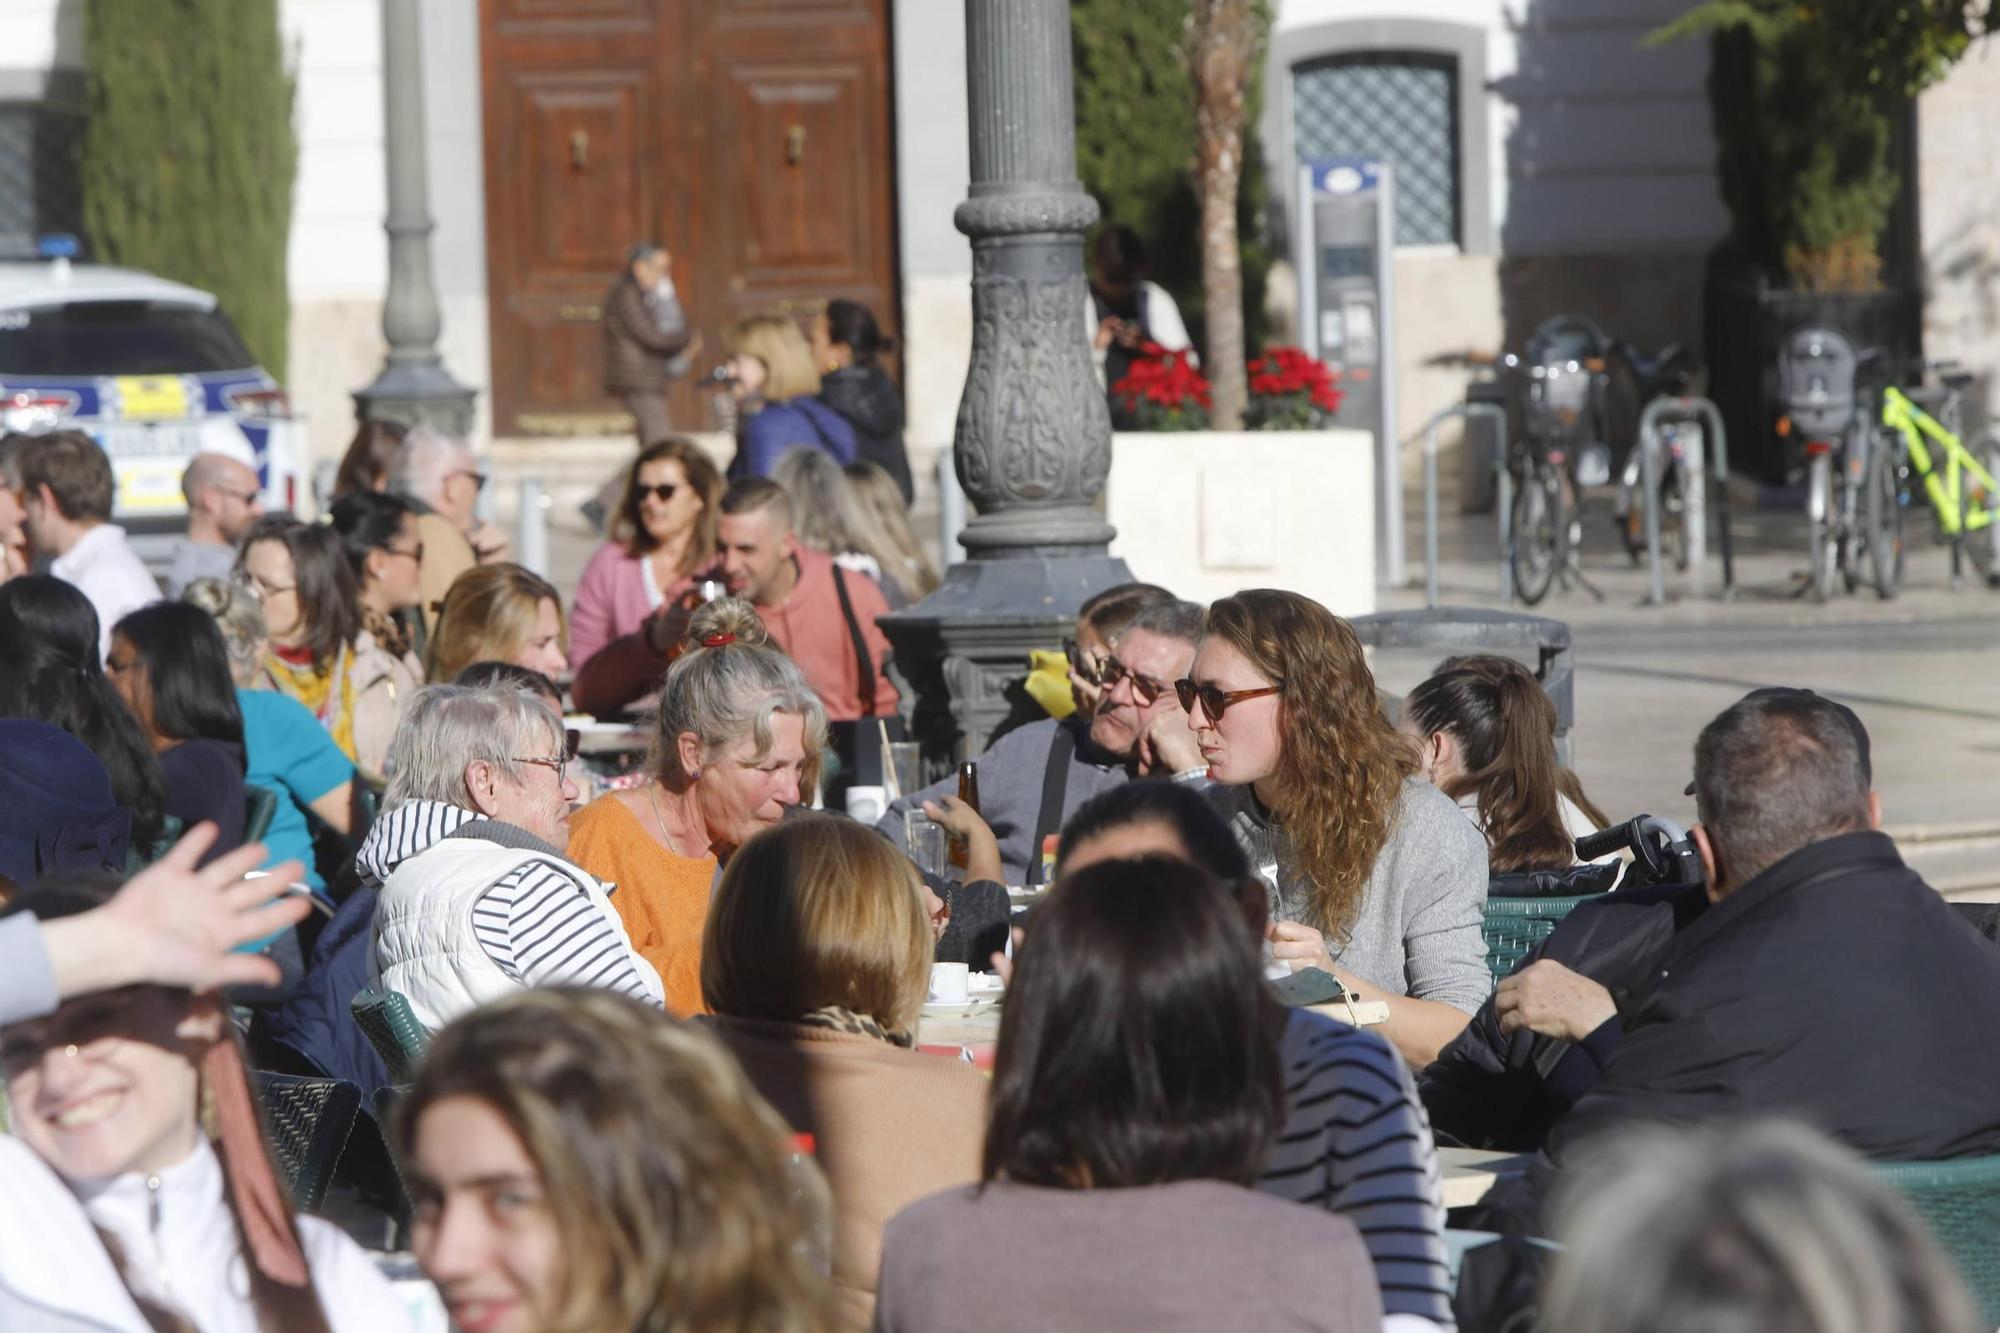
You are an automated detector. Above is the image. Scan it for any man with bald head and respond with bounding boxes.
[166,452,263,596]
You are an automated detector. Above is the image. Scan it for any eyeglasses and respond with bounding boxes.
[1100,656,1169,706]
[1062,637,1105,686]
[448,469,490,492]
[215,487,261,506]
[513,754,569,782]
[1175,678,1284,721]
[379,542,425,564]
[636,482,680,504]
[244,573,295,599]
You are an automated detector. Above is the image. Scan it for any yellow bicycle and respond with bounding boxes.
[1878,377,2000,590]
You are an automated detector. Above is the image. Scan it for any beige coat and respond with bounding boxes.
[350,629,422,783]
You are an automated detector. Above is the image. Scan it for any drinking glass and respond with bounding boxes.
[906,813,948,878]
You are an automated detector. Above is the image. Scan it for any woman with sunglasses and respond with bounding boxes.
[569,437,725,673]
[331,490,429,666]
[237,515,421,785]
[1186,589,1491,1068]
[0,859,414,1333]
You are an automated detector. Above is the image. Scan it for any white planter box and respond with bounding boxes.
[1105,428,1376,615]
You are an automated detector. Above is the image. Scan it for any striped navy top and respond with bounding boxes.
[1258,1007,1455,1327]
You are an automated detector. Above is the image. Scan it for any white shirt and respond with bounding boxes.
[0,1135,416,1333]
[49,523,161,663]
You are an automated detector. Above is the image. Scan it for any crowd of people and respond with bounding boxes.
[2,291,1998,1333]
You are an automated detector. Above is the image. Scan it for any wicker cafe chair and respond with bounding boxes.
[1871,1155,2000,1328]
[351,987,429,1085]
[1480,895,1599,983]
[249,1071,362,1212]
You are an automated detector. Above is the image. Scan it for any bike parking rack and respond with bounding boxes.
[1418,401,1513,608]
[1636,395,1736,605]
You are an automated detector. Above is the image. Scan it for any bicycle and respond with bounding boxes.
[1611,341,1703,571]
[1779,327,1895,600]
[1501,315,1612,605]
[1877,368,2000,589]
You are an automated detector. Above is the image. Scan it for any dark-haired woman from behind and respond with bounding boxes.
[0,575,166,853]
[108,603,250,862]
[811,299,913,503]
[875,856,1381,1333]
[1401,654,1610,876]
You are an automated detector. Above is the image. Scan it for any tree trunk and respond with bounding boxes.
[1188,0,1260,430]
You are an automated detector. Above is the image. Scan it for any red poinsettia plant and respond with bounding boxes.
[1110,342,1211,431]
[1245,345,1343,430]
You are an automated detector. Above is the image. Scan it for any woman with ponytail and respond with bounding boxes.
[1187,590,1491,1068]
[1401,655,1607,873]
[0,869,412,1333]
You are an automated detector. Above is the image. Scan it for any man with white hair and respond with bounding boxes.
[166,451,262,596]
[388,426,510,633]
[360,683,662,1033]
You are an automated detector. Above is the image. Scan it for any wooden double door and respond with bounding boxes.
[479,0,900,438]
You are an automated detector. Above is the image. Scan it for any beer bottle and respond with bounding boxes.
[948,761,981,869]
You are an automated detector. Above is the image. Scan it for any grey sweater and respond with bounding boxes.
[1211,776,1493,1014]
[875,1179,1381,1333]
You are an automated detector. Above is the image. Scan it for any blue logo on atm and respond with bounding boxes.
[1306,156,1382,196]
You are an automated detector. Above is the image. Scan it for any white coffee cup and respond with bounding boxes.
[844,784,889,824]
[929,961,970,1004]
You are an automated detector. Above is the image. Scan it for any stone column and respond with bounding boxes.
[352,0,476,435]
[879,0,1132,771]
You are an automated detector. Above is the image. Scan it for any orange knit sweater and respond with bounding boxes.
[565,794,717,1016]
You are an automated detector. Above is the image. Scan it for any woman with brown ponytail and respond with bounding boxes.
[1185,589,1491,1068]
[1400,654,1610,873]
[0,866,413,1333]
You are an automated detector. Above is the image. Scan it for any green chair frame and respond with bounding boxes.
[243,783,283,845]
[249,1071,361,1213]
[1481,895,1600,982]
[351,987,429,1085]
[1872,1155,2000,1327]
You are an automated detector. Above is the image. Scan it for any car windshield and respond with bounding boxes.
[0,302,255,376]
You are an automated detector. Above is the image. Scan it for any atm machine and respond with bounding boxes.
[1296,155,1400,587]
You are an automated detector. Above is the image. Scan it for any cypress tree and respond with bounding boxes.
[80,0,297,374]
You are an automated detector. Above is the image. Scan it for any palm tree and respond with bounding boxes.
[1187,0,1266,429]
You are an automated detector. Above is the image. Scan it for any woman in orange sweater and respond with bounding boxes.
[701,814,987,1323]
[566,599,825,1015]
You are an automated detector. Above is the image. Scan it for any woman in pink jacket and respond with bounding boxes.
[567,438,723,674]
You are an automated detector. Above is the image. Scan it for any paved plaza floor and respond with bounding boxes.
[1376,481,2000,891]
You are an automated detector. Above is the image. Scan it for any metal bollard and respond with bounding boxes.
[1635,395,1734,605]
[516,477,551,578]
[1416,402,1510,609]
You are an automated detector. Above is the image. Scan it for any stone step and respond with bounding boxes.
[1891,822,2000,901]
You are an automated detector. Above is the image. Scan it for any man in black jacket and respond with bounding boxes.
[1483,686,2000,1233]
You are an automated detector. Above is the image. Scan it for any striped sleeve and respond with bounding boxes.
[1258,1009,1455,1328]
[473,860,663,1008]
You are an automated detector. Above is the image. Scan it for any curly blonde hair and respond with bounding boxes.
[1204,589,1418,940]
[397,988,840,1333]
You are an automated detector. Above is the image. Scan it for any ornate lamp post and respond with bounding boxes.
[352,0,475,434]
[879,0,1133,767]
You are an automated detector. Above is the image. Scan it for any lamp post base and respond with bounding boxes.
[353,358,477,437]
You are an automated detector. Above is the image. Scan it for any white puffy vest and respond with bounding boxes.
[370,838,641,1034]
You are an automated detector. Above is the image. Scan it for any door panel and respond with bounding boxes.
[479,0,899,438]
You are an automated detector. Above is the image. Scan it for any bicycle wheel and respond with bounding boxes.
[1864,437,1905,599]
[1511,463,1562,605]
[1806,452,1839,602]
[1966,440,2000,586]
[1665,463,1690,573]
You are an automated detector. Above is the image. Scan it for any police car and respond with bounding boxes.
[0,237,306,562]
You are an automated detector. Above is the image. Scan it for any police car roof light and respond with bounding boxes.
[36,233,81,259]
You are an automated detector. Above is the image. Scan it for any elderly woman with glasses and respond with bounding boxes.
[237,515,421,784]
[566,598,825,1016]
[359,682,662,1035]
[1187,589,1492,1069]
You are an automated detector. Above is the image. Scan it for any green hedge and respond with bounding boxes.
[80,0,297,374]
[1073,0,1270,357]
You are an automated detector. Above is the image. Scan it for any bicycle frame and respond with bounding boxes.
[1881,387,1999,537]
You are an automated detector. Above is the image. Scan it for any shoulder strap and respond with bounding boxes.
[1029,725,1077,885]
[830,563,876,715]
